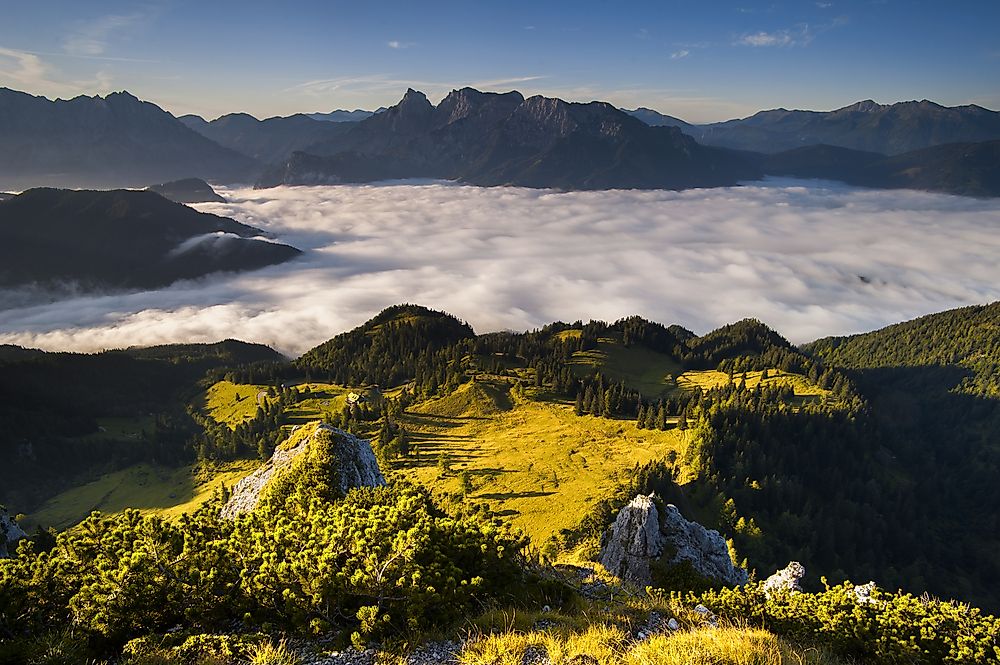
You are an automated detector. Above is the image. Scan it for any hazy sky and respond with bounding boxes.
[1,1,998,122]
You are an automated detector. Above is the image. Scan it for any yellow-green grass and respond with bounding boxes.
[203,380,273,428]
[23,460,258,531]
[459,623,844,665]
[397,380,684,544]
[676,369,831,402]
[569,338,682,398]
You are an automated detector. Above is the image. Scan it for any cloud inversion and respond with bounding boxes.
[1,180,999,357]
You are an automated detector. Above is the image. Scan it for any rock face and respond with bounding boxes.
[763,561,806,597]
[600,494,664,586]
[599,494,747,588]
[0,507,27,558]
[220,423,385,519]
[659,503,748,587]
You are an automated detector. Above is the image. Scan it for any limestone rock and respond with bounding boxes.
[599,494,747,588]
[763,561,806,597]
[221,422,385,519]
[0,507,26,558]
[853,581,878,605]
[660,504,748,587]
[599,494,664,586]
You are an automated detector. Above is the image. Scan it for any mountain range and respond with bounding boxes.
[256,88,759,190]
[2,86,999,196]
[627,99,1000,155]
[0,88,257,189]
[0,188,300,298]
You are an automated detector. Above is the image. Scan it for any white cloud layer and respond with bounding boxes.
[2,180,1000,357]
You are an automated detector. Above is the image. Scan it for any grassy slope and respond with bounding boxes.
[570,337,683,398]
[397,380,685,544]
[23,460,257,531]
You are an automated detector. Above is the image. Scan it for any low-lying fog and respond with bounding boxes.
[2,179,1000,357]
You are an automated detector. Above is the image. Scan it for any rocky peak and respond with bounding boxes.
[220,422,386,519]
[434,88,524,128]
[840,99,887,114]
[599,494,747,588]
[375,88,435,135]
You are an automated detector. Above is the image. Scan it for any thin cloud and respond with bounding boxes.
[0,45,117,97]
[1,181,999,357]
[0,47,47,87]
[63,13,144,57]
[670,50,690,60]
[387,40,415,50]
[736,26,812,47]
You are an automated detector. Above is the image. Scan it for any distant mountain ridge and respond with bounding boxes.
[763,141,1000,196]
[179,112,355,163]
[1,86,998,196]
[628,99,1000,155]
[257,87,760,190]
[307,109,378,122]
[0,88,259,190]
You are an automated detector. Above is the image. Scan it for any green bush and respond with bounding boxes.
[0,482,528,651]
[686,580,1000,664]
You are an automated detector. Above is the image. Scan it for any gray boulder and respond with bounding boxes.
[0,507,27,558]
[763,561,806,597]
[599,493,747,588]
[600,494,664,586]
[221,422,385,519]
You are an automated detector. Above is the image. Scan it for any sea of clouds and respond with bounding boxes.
[2,179,1000,357]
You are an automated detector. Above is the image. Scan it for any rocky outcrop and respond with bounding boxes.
[659,503,747,587]
[599,494,747,588]
[220,422,385,519]
[1,507,26,558]
[763,561,806,597]
[600,494,664,586]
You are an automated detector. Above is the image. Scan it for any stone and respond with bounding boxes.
[0,507,26,558]
[598,494,664,587]
[221,422,385,519]
[660,503,748,586]
[853,581,878,605]
[763,561,806,597]
[667,618,680,631]
[598,494,747,588]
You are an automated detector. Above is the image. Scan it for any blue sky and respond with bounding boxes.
[1,1,997,122]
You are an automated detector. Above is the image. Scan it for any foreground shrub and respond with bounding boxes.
[688,581,1000,664]
[0,481,528,650]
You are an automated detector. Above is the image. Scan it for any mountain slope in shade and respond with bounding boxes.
[691,99,1000,155]
[0,188,300,296]
[147,178,226,204]
[763,140,1000,196]
[257,87,761,190]
[623,107,694,129]
[0,88,259,189]
[180,112,355,163]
